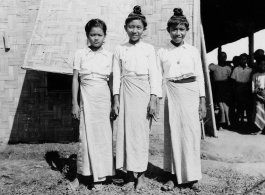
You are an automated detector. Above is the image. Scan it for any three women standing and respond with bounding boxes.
[71,6,206,193]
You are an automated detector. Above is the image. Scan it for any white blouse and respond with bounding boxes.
[231,66,252,83]
[73,47,113,79]
[157,42,205,97]
[112,41,158,95]
[252,72,265,93]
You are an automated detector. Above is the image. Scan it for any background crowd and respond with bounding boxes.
[209,49,265,135]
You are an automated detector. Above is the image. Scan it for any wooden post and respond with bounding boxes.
[218,45,222,64]
[218,45,222,54]
[248,32,254,67]
[201,25,218,137]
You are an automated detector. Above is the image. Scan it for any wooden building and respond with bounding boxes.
[0,0,215,146]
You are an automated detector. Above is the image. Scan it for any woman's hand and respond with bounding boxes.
[72,70,80,120]
[199,97,207,120]
[148,95,157,120]
[112,95,120,119]
[72,104,80,120]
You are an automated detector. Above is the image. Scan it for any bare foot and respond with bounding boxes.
[189,181,201,192]
[67,178,79,190]
[136,173,147,192]
[92,182,103,191]
[122,182,135,192]
[161,180,174,191]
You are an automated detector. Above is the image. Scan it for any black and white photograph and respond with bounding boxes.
[0,0,265,194]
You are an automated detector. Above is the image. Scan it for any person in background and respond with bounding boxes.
[230,55,241,124]
[252,55,265,135]
[157,8,206,192]
[70,19,115,191]
[112,5,159,193]
[232,56,240,70]
[209,52,232,129]
[231,53,252,126]
[252,49,265,75]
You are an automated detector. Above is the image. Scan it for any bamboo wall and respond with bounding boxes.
[0,0,79,145]
[22,0,195,74]
[21,0,198,142]
[0,0,214,144]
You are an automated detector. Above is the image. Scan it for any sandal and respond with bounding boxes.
[161,180,174,191]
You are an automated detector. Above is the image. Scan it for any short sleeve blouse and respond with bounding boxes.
[73,47,113,77]
[156,42,205,97]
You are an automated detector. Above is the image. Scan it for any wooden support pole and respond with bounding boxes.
[218,45,222,64]
[218,45,222,54]
[248,32,254,67]
[201,25,218,138]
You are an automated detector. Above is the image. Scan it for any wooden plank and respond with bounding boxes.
[249,32,254,67]
[201,24,217,137]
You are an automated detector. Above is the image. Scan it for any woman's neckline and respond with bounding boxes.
[171,40,184,47]
[88,46,103,52]
[129,39,141,45]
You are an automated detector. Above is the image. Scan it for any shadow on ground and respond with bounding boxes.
[44,150,168,187]
[45,151,77,182]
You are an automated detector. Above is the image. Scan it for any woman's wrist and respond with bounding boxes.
[72,102,78,106]
[150,94,157,99]
[200,96,206,103]
[114,94,119,102]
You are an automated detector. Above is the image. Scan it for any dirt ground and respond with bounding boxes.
[0,129,265,195]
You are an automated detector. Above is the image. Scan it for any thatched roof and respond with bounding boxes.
[201,0,265,52]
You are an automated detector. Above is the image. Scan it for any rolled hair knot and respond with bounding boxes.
[133,5,141,15]
[125,5,147,27]
[173,8,183,16]
[167,7,189,31]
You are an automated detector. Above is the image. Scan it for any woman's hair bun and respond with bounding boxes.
[173,8,183,16]
[133,5,142,14]
[125,5,147,27]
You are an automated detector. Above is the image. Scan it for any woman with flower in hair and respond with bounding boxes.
[112,5,159,192]
[157,8,206,192]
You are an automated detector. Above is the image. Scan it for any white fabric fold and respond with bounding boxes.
[77,76,115,182]
[164,81,202,184]
[116,75,150,172]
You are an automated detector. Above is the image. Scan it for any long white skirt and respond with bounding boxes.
[116,75,150,172]
[77,76,115,182]
[164,81,202,184]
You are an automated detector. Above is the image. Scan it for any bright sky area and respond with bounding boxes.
[206,29,265,65]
